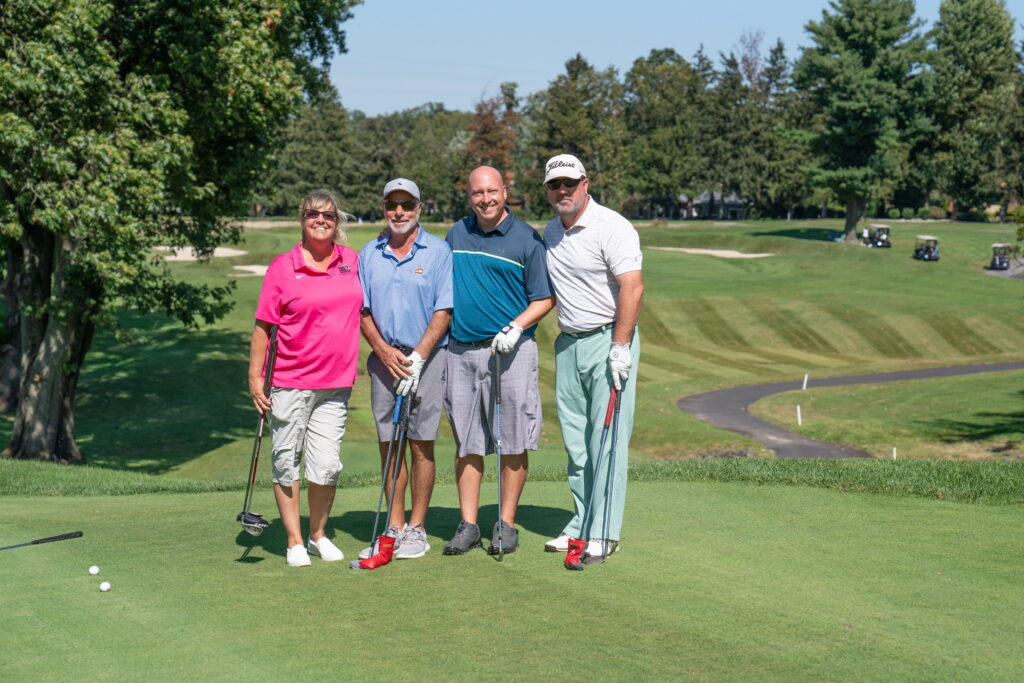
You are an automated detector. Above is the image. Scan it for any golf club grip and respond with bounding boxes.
[603,388,617,426]
[263,325,279,395]
[34,531,83,544]
[392,393,404,423]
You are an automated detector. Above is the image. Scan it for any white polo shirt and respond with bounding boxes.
[544,196,642,334]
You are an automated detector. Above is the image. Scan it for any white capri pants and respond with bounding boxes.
[269,387,351,486]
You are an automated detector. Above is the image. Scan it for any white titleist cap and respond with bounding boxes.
[543,154,586,184]
[382,178,420,201]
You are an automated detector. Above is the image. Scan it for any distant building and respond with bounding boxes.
[621,190,747,221]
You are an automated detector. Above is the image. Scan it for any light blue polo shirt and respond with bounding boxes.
[358,226,453,349]
[445,207,552,343]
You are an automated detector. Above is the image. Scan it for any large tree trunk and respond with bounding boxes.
[2,226,99,463]
[1,241,22,412]
[843,198,865,243]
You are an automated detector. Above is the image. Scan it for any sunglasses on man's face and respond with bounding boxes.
[304,209,338,222]
[545,177,583,191]
[384,200,418,212]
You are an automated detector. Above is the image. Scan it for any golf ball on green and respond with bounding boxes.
[88,565,99,575]
[99,581,111,592]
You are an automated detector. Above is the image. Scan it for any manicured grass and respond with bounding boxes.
[3,482,1022,680]
[752,369,1024,460]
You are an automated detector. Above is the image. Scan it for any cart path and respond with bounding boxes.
[676,361,1024,459]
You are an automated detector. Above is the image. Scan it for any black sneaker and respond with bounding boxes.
[486,520,518,555]
[443,520,482,555]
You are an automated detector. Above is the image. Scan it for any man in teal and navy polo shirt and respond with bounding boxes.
[442,165,554,556]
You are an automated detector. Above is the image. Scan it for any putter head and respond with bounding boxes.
[237,511,269,537]
[564,538,586,571]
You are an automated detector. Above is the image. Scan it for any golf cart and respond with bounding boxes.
[989,243,1012,270]
[912,235,939,261]
[869,225,891,248]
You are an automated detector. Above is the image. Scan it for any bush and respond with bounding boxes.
[901,207,916,219]
[888,208,901,219]
[917,207,932,220]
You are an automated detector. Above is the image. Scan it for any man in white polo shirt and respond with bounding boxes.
[541,154,643,561]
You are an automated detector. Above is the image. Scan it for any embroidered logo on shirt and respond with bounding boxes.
[295,274,305,279]
[414,266,425,275]
[338,264,351,273]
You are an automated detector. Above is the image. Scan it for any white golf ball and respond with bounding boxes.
[99,581,111,592]
[88,565,99,575]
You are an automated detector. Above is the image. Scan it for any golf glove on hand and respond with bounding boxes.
[490,321,522,355]
[395,351,424,396]
[608,343,632,391]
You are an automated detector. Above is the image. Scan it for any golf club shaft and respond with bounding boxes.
[385,392,412,535]
[494,352,503,556]
[240,326,278,519]
[0,530,83,551]
[578,387,618,541]
[369,393,404,545]
[600,385,624,549]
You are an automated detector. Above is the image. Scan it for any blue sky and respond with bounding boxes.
[328,0,1021,116]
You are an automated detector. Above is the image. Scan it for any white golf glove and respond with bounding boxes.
[608,343,632,391]
[395,351,425,396]
[490,321,522,355]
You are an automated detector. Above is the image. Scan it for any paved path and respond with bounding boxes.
[677,361,1024,459]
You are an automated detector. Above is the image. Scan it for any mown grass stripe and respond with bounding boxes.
[676,344,783,376]
[818,304,922,358]
[917,312,1001,356]
[741,299,839,354]
[637,306,675,347]
[675,298,749,347]
[637,348,715,379]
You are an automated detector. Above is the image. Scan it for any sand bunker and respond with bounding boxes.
[231,265,269,277]
[155,246,248,261]
[649,246,773,259]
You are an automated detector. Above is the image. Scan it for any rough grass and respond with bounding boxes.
[7,458,1023,505]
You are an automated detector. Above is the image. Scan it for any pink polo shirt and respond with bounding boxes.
[255,242,362,389]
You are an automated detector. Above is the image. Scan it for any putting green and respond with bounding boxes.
[3,481,1022,679]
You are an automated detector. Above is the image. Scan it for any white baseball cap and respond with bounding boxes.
[543,154,586,184]
[382,178,420,201]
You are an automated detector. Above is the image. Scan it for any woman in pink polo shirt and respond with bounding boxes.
[248,190,362,567]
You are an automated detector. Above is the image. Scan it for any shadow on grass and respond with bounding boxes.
[751,228,840,242]
[75,323,253,474]
[923,390,1024,453]
[234,503,572,560]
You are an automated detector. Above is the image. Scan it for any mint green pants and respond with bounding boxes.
[554,328,639,542]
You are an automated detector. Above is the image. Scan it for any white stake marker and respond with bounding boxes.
[796,405,802,426]
[893,447,897,460]
[802,374,809,390]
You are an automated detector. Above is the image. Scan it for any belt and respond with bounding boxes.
[393,344,415,355]
[564,323,614,339]
[452,338,492,348]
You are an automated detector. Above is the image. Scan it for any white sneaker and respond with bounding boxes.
[584,539,619,559]
[286,544,312,567]
[307,536,344,562]
[394,524,430,559]
[358,525,402,559]
[544,533,571,552]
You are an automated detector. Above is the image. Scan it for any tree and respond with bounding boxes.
[0,0,357,462]
[795,0,929,241]
[932,0,1020,218]
[527,55,626,209]
[622,49,708,210]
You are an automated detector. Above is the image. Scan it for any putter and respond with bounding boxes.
[236,326,278,536]
[565,386,618,571]
[350,393,409,570]
[585,385,624,566]
[0,530,83,551]
[489,350,505,561]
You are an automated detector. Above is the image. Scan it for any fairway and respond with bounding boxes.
[3,481,1023,680]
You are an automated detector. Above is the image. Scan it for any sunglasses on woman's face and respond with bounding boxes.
[545,177,582,191]
[304,210,338,222]
[384,200,418,212]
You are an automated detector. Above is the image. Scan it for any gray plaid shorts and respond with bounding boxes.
[444,337,541,457]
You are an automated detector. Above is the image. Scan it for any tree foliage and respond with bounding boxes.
[0,0,357,462]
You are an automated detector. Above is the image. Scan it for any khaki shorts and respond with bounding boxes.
[269,387,351,486]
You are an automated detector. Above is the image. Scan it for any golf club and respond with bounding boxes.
[489,350,505,561]
[236,325,278,536]
[351,392,409,570]
[0,530,83,551]
[585,383,624,566]
[565,386,618,571]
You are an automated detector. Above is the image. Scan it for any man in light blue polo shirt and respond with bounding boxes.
[358,178,453,562]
